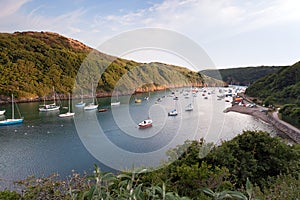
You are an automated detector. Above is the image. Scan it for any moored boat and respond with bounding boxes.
[59,93,75,118]
[111,92,120,106]
[84,83,98,111]
[111,101,120,106]
[185,103,193,111]
[75,101,86,107]
[39,87,60,112]
[75,89,86,107]
[135,98,142,103]
[98,108,108,112]
[168,109,178,116]
[138,119,152,128]
[0,94,23,126]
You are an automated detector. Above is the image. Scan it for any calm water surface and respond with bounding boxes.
[0,88,283,189]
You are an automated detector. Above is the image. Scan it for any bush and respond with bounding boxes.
[204,130,300,188]
[0,190,21,200]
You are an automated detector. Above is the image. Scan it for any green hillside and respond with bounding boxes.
[201,66,284,86]
[245,62,300,104]
[0,31,224,101]
[245,61,300,127]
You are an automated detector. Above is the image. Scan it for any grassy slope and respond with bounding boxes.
[0,31,224,101]
[245,62,300,104]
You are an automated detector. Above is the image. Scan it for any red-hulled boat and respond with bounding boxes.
[138,119,152,128]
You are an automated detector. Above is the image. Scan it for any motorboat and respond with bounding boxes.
[168,109,178,116]
[135,98,142,103]
[138,119,152,128]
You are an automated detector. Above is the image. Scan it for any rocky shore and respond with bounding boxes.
[224,105,300,143]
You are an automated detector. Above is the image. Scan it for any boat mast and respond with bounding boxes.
[11,94,14,119]
[53,86,56,105]
[91,83,95,105]
[68,93,71,113]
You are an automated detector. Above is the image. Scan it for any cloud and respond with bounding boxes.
[1,0,299,67]
[0,3,86,40]
[0,0,31,18]
[90,0,300,43]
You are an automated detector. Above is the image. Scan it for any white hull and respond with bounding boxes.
[168,109,178,116]
[59,112,75,118]
[138,119,153,128]
[75,101,86,107]
[0,110,5,115]
[84,104,98,110]
[111,101,120,106]
[39,105,60,112]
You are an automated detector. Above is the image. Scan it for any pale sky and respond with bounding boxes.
[1,0,300,69]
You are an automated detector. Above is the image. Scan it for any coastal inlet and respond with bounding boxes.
[0,87,285,190]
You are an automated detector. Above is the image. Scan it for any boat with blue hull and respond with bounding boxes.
[0,94,23,126]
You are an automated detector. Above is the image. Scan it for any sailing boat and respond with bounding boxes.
[59,93,75,118]
[144,90,150,101]
[75,89,86,107]
[185,86,194,111]
[84,83,98,110]
[185,103,193,111]
[0,110,5,115]
[0,94,23,126]
[168,99,178,116]
[111,92,120,106]
[39,87,60,112]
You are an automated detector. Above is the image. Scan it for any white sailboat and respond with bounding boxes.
[84,83,98,111]
[39,87,60,112]
[59,93,75,118]
[185,103,193,111]
[144,91,150,101]
[111,92,120,106]
[75,89,86,107]
[185,87,194,111]
[0,94,23,126]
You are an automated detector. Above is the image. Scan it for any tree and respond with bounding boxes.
[204,131,300,188]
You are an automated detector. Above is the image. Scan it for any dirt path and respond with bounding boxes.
[272,111,300,135]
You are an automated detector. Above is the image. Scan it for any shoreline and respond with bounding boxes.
[224,105,300,143]
[0,84,222,105]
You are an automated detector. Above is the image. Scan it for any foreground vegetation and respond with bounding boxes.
[1,130,300,199]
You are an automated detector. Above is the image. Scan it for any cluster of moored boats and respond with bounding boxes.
[0,86,245,127]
